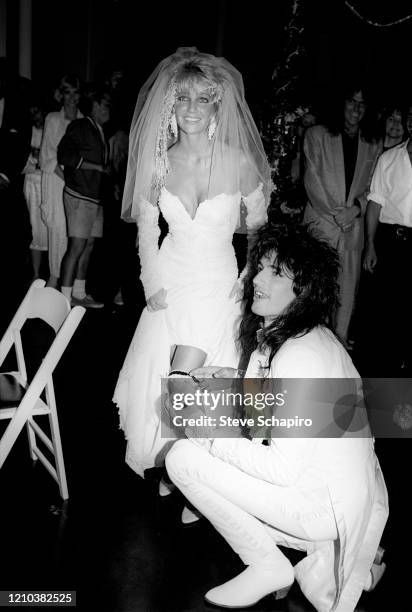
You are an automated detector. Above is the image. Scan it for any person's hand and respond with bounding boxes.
[229,279,244,302]
[363,243,377,273]
[333,206,358,231]
[146,288,168,311]
[190,366,239,391]
[54,165,64,180]
[191,366,237,379]
[0,175,9,190]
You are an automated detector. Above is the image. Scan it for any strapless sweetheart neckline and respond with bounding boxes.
[161,187,240,221]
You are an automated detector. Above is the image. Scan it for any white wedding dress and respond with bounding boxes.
[113,185,266,477]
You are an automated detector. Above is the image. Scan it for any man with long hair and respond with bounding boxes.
[167,222,388,611]
[303,83,380,347]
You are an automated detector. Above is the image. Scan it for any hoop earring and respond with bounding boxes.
[208,116,217,141]
[169,113,178,138]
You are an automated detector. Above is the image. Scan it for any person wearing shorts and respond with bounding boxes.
[58,86,111,308]
[65,193,104,239]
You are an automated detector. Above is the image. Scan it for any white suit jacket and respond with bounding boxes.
[212,327,388,612]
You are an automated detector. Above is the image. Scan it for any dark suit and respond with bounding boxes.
[0,94,32,326]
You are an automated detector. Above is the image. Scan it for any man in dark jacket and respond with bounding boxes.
[0,58,31,326]
[58,86,111,308]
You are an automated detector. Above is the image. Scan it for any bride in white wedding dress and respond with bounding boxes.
[113,47,272,480]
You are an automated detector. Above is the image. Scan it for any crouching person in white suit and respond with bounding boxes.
[166,222,388,611]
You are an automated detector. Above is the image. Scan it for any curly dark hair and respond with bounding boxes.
[238,222,340,370]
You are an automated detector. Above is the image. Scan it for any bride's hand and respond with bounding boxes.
[190,366,239,391]
[229,280,243,302]
[191,366,237,379]
[146,288,168,311]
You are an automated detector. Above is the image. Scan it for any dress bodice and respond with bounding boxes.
[157,188,241,288]
[137,183,266,300]
[159,188,241,237]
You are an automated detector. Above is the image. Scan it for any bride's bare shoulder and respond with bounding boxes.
[219,145,253,170]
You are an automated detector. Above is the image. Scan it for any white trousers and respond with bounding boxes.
[166,440,338,569]
[47,227,67,279]
[24,173,48,251]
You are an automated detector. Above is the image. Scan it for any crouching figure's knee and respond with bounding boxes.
[165,439,194,483]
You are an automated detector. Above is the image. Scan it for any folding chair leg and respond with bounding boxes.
[0,409,30,468]
[26,421,37,461]
[0,424,18,467]
[46,385,69,500]
[48,412,68,500]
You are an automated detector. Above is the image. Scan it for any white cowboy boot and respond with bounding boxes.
[204,564,294,608]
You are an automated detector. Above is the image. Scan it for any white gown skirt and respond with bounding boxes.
[113,254,241,477]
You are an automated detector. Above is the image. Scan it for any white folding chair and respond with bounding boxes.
[0,279,85,499]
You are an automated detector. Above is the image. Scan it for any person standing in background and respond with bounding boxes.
[0,57,31,323]
[351,103,406,360]
[303,83,380,347]
[363,102,412,375]
[40,74,83,289]
[103,64,137,307]
[23,99,47,280]
[379,104,406,152]
[57,86,111,308]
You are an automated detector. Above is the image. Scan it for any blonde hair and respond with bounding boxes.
[174,59,224,103]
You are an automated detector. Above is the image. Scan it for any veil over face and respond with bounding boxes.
[121,47,272,222]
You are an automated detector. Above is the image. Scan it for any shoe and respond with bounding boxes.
[181,505,201,525]
[204,565,294,608]
[113,290,124,306]
[158,477,175,497]
[364,562,386,592]
[71,294,104,309]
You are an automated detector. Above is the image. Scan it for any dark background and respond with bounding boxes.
[4,0,412,113]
